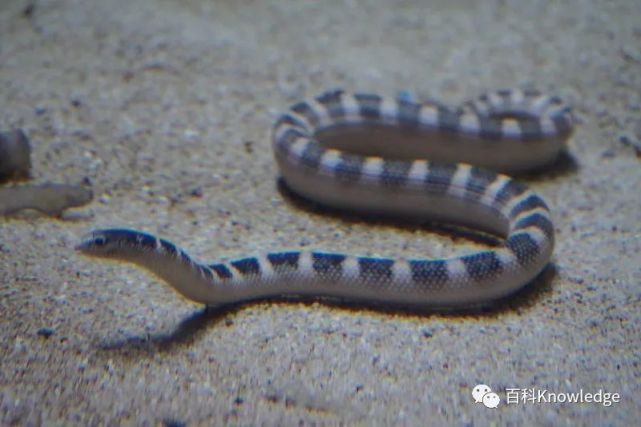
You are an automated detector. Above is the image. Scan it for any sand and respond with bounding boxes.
[1,0,639,425]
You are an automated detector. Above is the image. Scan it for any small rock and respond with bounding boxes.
[189,187,203,198]
[36,327,55,338]
[619,133,641,157]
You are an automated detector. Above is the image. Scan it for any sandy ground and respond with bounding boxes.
[1,0,640,425]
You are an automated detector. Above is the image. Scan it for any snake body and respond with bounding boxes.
[77,88,573,307]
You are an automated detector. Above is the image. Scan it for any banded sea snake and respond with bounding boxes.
[77,88,573,308]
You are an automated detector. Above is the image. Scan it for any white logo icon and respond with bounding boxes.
[472,384,500,408]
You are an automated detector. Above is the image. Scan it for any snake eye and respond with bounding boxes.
[94,235,107,246]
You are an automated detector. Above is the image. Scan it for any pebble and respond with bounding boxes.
[36,327,55,338]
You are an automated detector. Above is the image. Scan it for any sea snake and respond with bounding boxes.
[76,88,573,307]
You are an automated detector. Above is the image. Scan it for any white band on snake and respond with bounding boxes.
[77,88,573,307]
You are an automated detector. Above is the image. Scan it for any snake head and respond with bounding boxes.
[75,228,158,259]
[75,229,119,258]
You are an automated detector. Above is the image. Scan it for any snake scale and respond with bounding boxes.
[77,88,573,307]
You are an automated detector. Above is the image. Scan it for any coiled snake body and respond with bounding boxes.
[77,89,573,307]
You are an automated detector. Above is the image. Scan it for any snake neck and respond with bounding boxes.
[110,248,219,304]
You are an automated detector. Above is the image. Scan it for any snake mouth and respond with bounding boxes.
[75,233,95,252]
[75,241,91,252]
